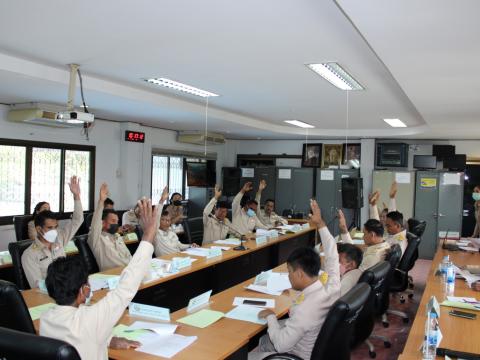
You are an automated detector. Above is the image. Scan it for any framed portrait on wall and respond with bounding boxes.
[302,143,322,167]
[343,143,361,163]
[322,144,343,168]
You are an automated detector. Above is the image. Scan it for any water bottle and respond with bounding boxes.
[445,261,455,296]
[422,312,438,360]
[439,255,450,283]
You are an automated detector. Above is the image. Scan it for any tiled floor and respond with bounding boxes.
[351,259,432,360]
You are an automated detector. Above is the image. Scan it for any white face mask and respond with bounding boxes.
[42,229,58,243]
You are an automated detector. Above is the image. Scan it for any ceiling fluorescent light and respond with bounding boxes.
[383,118,407,128]
[145,78,219,98]
[284,120,314,128]
[307,63,364,91]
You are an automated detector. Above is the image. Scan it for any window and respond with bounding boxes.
[151,155,186,203]
[0,139,95,224]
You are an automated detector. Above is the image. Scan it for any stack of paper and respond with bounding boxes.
[225,305,267,325]
[210,246,230,251]
[214,239,241,246]
[248,271,291,296]
[128,321,177,335]
[267,273,291,292]
[182,248,211,257]
[177,309,225,328]
[89,273,120,291]
[245,284,282,296]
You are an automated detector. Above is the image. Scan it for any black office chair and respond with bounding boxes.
[74,211,91,236]
[0,280,35,333]
[386,233,421,323]
[116,210,127,226]
[379,244,402,328]
[85,212,94,230]
[282,209,293,218]
[187,217,205,245]
[263,283,371,360]
[73,234,99,274]
[181,218,193,245]
[8,240,33,290]
[0,326,81,360]
[13,215,33,241]
[355,261,391,358]
[406,219,426,289]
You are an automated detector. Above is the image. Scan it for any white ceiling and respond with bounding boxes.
[0,0,477,139]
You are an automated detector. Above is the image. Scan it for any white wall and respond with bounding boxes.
[0,104,226,249]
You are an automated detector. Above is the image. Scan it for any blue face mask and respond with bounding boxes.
[246,208,256,217]
[473,193,480,201]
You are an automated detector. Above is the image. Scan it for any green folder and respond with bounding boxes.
[29,303,57,321]
[177,309,225,328]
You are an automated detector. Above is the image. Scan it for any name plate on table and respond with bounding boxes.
[129,302,170,321]
[256,236,268,246]
[107,276,120,290]
[302,223,310,230]
[206,247,222,259]
[172,257,192,271]
[38,279,48,294]
[187,290,212,313]
[254,270,272,285]
[427,296,440,317]
[292,224,302,233]
[124,232,138,241]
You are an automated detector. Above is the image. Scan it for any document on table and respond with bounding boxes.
[459,246,479,252]
[182,248,211,257]
[128,321,177,335]
[177,309,225,328]
[246,284,282,296]
[226,305,267,325]
[214,239,241,246]
[113,324,152,341]
[89,273,120,291]
[267,273,291,292]
[136,334,198,358]
[28,303,57,321]
[210,246,230,251]
[233,297,275,308]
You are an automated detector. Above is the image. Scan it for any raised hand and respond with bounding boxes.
[258,179,267,192]
[214,184,222,199]
[241,182,253,193]
[68,176,81,200]
[368,190,380,206]
[137,198,158,243]
[160,186,169,204]
[99,183,109,202]
[309,199,325,228]
[389,181,398,199]
[338,209,348,234]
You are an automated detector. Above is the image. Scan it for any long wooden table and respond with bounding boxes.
[399,245,480,359]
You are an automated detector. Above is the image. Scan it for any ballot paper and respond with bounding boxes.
[89,273,120,292]
[266,273,292,292]
[246,284,282,296]
[182,248,211,257]
[233,297,275,308]
[136,334,197,358]
[214,239,241,246]
[453,266,480,287]
[210,246,230,251]
[225,305,268,325]
[128,321,177,335]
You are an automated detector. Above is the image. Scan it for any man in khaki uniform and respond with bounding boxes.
[249,200,340,360]
[153,211,198,256]
[385,210,408,255]
[22,176,83,288]
[232,182,268,236]
[40,198,159,360]
[202,185,236,244]
[88,183,131,271]
[255,180,287,228]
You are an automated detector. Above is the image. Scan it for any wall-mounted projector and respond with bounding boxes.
[56,111,94,124]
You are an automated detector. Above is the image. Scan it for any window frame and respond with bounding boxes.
[0,138,95,225]
[150,154,187,200]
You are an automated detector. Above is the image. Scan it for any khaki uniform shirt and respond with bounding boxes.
[22,199,83,288]
[386,229,407,255]
[340,269,362,296]
[232,191,268,235]
[254,193,288,228]
[153,229,189,256]
[88,202,132,271]
[358,242,391,272]
[202,197,232,244]
[264,227,340,360]
[40,241,153,360]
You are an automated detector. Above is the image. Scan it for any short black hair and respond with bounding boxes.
[265,199,275,205]
[170,192,182,200]
[287,247,320,277]
[386,210,404,227]
[240,195,250,208]
[102,209,118,221]
[337,243,363,268]
[46,256,88,306]
[34,210,57,228]
[161,210,170,217]
[216,201,230,210]
[33,201,49,215]
[104,198,114,207]
[245,199,258,207]
[364,219,384,237]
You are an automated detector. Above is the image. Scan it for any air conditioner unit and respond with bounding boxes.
[7,104,94,128]
[177,131,225,145]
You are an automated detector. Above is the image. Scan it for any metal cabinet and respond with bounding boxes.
[275,168,314,217]
[239,167,276,203]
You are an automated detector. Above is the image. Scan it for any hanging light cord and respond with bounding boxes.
[345,90,349,161]
[204,96,209,157]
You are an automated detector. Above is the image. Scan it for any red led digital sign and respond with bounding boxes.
[124,131,145,143]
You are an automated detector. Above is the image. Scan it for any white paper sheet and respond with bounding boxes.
[246,284,282,296]
[443,173,461,185]
[136,334,197,358]
[278,169,291,179]
[210,246,230,251]
[395,172,411,184]
[233,297,275,308]
[320,170,334,181]
[225,305,267,325]
[182,248,211,257]
[214,239,241,246]
[241,168,254,178]
[266,273,291,292]
[459,246,479,252]
[446,296,477,303]
[128,321,177,335]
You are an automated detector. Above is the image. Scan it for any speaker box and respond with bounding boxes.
[222,167,241,196]
[342,178,363,209]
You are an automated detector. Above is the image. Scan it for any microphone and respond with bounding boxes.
[207,214,247,251]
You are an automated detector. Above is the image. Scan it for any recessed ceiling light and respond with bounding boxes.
[383,118,407,128]
[284,120,315,128]
[144,78,219,98]
[306,62,364,91]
